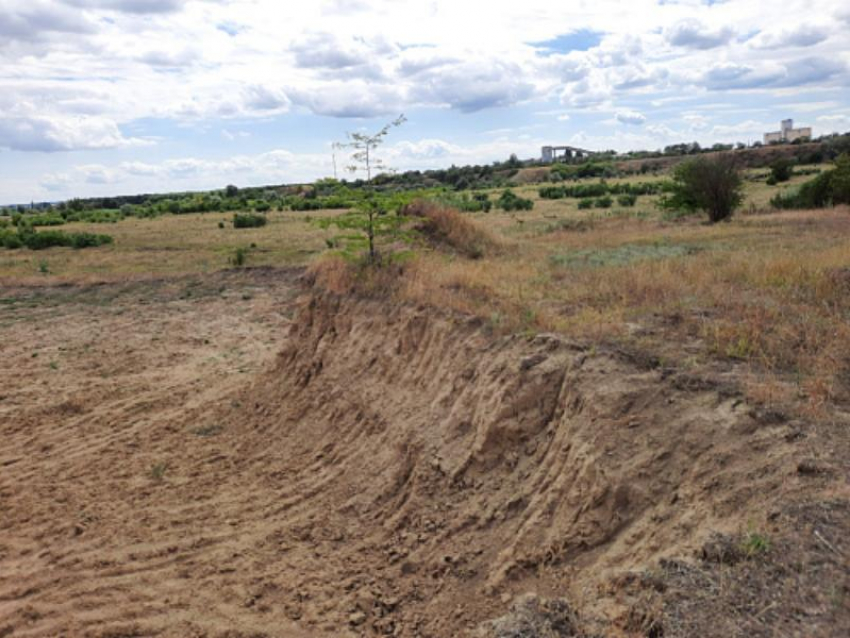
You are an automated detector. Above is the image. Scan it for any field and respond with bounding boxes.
[2,168,849,637]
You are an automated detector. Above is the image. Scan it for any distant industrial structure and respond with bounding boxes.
[541,145,596,163]
[764,119,812,145]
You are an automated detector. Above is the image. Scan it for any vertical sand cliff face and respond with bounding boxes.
[214,291,813,635]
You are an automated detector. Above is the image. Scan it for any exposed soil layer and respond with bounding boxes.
[1,271,847,637]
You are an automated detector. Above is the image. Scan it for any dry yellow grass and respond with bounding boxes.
[394,204,850,412]
[0,209,337,285]
[3,180,849,412]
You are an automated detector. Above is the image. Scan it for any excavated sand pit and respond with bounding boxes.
[1,269,847,637]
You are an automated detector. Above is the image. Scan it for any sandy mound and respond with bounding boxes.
[202,291,835,635]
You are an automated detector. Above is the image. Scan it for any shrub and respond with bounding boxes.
[539,186,566,199]
[69,232,114,249]
[595,196,613,208]
[25,214,65,227]
[662,156,743,223]
[1,228,113,250]
[433,192,492,213]
[577,198,594,210]
[769,158,794,183]
[617,194,638,207]
[233,213,267,228]
[497,189,534,212]
[770,155,850,209]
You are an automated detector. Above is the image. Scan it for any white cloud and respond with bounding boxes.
[0,114,148,152]
[666,19,734,50]
[2,0,849,199]
[615,109,646,125]
[751,24,830,50]
[817,113,850,133]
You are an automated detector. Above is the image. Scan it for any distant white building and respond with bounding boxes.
[541,145,595,162]
[764,119,812,144]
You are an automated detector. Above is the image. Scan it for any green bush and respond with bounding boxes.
[661,156,743,223]
[22,214,65,227]
[770,155,850,209]
[1,228,113,250]
[769,158,794,183]
[233,213,268,228]
[595,196,613,208]
[497,189,534,212]
[577,198,594,210]
[617,194,638,207]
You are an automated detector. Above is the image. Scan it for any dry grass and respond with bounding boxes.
[403,200,505,259]
[4,177,849,413]
[0,209,336,285]
[392,205,850,412]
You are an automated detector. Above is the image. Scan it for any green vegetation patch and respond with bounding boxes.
[1,228,114,250]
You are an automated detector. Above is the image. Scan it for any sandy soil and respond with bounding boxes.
[1,270,847,637]
[0,268,314,637]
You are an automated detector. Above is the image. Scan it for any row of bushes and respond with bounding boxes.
[576,194,638,210]
[548,162,619,181]
[539,180,670,200]
[0,228,114,250]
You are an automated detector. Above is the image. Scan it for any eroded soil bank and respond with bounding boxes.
[1,270,847,637]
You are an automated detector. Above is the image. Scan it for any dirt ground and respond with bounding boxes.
[1,268,848,637]
[0,268,311,637]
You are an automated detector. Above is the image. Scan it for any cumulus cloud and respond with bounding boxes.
[410,59,534,112]
[290,33,371,70]
[288,82,403,118]
[752,24,830,49]
[666,19,734,50]
[0,115,147,152]
[61,0,186,14]
[817,113,850,132]
[615,109,646,125]
[242,85,290,113]
[4,0,850,200]
[39,172,73,191]
[0,1,95,41]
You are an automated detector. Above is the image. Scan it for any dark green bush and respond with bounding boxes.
[233,213,268,228]
[577,198,594,210]
[770,155,850,209]
[661,156,743,223]
[769,158,794,183]
[617,194,638,207]
[1,228,113,250]
[497,189,534,212]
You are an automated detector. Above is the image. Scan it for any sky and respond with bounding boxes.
[1,0,849,203]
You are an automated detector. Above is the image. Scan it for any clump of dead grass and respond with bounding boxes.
[402,200,505,259]
[306,253,407,298]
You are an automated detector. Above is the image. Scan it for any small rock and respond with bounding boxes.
[349,611,367,626]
